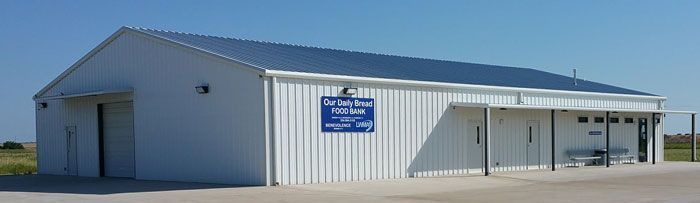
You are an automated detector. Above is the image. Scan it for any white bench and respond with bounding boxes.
[567,149,602,167]
[609,148,635,164]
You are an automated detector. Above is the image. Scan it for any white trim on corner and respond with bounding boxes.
[265,70,667,100]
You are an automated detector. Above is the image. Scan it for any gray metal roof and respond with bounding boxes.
[130,27,655,96]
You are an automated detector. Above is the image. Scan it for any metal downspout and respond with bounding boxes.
[606,111,610,168]
[652,113,657,164]
[551,110,555,171]
[692,114,697,162]
[484,108,491,176]
[270,76,278,185]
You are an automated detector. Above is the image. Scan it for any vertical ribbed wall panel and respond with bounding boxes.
[490,109,551,172]
[525,93,659,110]
[36,99,67,175]
[65,98,99,177]
[274,79,490,185]
[553,112,651,166]
[36,32,267,185]
[657,115,665,161]
[62,93,133,177]
[273,78,662,185]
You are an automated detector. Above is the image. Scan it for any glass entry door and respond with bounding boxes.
[638,118,648,162]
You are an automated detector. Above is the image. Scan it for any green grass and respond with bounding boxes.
[665,149,694,161]
[664,142,698,161]
[0,147,37,175]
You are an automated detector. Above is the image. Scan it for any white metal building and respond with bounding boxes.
[34,27,697,186]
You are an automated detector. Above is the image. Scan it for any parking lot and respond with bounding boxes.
[2,162,700,203]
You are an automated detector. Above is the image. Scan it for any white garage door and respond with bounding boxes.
[102,102,135,178]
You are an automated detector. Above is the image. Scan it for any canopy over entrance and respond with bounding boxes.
[33,88,133,101]
[450,102,697,176]
[450,102,696,115]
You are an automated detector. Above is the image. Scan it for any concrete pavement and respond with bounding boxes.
[2,162,700,202]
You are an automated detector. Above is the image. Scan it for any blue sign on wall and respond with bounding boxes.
[589,131,603,136]
[321,96,375,132]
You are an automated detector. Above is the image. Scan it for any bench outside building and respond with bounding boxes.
[567,148,635,167]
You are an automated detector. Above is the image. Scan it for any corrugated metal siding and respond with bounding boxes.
[36,99,67,175]
[607,113,639,163]
[273,78,662,185]
[524,93,659,110]
[490,109,551,171]
[654,113,663,162]
[553,112,651,166]
[273,79,488,185]
[36,32,267,185]
[62,93,133,177]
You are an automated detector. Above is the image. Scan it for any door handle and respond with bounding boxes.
[528,127,533,143]
[476,126,480,144]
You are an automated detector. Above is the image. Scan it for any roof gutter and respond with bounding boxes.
[264,70,667,100]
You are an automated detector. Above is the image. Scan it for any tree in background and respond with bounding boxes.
[0,141,24,149]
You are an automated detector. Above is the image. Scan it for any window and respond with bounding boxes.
[625,118,634,123]
[578,117,588,123]
[610,117,620,123]
[594,117,605,123]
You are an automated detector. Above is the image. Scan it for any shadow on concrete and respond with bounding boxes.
[0,175,245,195]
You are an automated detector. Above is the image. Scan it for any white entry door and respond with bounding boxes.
[468,120,484,173]
[526,121,540,169]
[102,102,135,178]
[66,126,78,175]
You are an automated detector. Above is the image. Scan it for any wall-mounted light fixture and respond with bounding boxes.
[342,87,357,95]
[195,84,210,94]
[38,102,48,109]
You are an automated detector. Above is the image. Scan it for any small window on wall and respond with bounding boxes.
[625,118,634,123]
[610,117,620,123]
[578,117,588,123]
[594,117,605,123]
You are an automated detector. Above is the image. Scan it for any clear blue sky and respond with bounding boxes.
[1,1,698,142]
